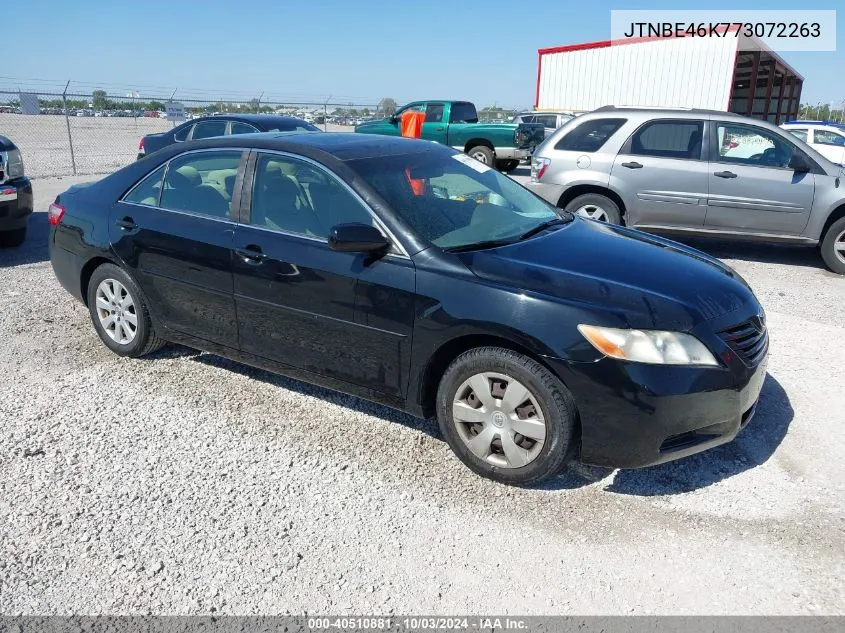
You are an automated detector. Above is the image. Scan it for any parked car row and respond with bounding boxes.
[526,106,845,274]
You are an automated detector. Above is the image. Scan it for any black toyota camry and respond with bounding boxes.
[49,133,768,485]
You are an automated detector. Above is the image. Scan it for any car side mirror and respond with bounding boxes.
[328,223,390,254]
[789,153,812,173]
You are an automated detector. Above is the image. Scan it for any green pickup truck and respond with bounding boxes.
[354,101,545,173]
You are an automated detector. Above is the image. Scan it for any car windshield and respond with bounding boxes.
[346,149,565,250]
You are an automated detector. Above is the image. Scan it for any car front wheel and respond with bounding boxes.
[86,263,166,357]
[436,347,577,486]
[820,216,845,274]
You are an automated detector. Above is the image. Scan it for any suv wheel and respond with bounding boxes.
[565,193,621,224]
[820,216,845,274]
[86,263,166,357]
[436,347,577,486]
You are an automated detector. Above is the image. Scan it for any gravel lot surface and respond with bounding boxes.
[0,175,843,615]
[1,114,353,178]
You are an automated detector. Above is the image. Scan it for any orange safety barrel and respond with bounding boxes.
[400,111,426,139]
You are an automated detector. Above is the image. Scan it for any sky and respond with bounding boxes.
[2,0,843,110]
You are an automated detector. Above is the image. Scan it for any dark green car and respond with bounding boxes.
[354,101,544,173]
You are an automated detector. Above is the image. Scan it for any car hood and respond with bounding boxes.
[458,218,758,331]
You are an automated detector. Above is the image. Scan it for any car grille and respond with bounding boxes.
[718,317,768,366]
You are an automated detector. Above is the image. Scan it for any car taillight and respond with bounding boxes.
[48,202,66,226]
[138,137,145,154]
[531,157,550,182]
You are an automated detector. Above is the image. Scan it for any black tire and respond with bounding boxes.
[436,347,577,486]
[467,145,495,166]
[564,193,622,225]
[820,216,845,275]
[86,263,166,357]
[496,159,520,173]
[0,227,26,248]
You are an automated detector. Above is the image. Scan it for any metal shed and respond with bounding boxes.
[535,33,803,124]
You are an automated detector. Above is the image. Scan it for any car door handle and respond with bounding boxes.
[234,245,267,264]
[115,217,137,231]
[621,161,643,169]
[714,171,738,179]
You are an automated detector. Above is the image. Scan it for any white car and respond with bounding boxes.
[781,122,845,165]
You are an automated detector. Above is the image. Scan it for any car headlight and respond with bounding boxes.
[577,324,719,366]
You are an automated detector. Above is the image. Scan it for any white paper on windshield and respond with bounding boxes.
[452,153,492,174]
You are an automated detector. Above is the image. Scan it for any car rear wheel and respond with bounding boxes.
[496,159,520,173]
[820,216,845,274]
[564,193,621,224]
[467,146,494,166]
[86,263,166,357]
[0,227,26,248]
[436,347,577,486]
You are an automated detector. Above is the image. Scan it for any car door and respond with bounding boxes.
[705,121,815,235]
[232,151,415,397]
[611,118,709,228]
[111,149,244,349]
[421,103,447,144]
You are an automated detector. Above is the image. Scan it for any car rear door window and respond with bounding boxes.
[173,125,191,142]
[628,120,704,160]
[555,118,626,152]
[231,122,260,135]
[250,154,374,239]
[449,102,478,123]
[786,128,808,143]
[191,120,228,140]
[124,164,166,206]
[536,115,558,128]
[159,151,242,218]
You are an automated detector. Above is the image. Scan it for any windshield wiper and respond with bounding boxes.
[516,216,572,242]
[445,238,518,253]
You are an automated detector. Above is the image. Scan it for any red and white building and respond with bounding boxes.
[535,32,803,124]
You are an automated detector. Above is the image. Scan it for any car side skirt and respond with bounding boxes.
[635,224,819,246]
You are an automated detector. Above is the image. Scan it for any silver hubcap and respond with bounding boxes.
[452,372,546,469]
[471,151,489,164]
[95,279,138,345]
[574,204,610,222]
[834,229,845,265]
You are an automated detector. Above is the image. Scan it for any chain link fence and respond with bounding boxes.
[0,87,381,178]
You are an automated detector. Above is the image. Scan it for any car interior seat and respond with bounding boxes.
[254,168,326,236]
[164,168,230,217]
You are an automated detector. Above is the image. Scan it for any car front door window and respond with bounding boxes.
[814,129,845,146]
[716,124,795,169]
[250,154,377,239]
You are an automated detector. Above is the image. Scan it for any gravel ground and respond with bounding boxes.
[0,175,843,615]
[1,114,354,178]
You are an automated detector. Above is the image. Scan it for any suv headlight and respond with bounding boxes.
[6,149,24,179]
[578,324,719,366]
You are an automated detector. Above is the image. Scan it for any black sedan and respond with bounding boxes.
[137,114,320,159]
[49,133,768,486]
[0,135,33,247]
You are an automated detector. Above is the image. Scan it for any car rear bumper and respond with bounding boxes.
[524,180,565,206]
[496,147,533,161]
[49,229,86,303]
[0,177,33,231]
[546,350,768,469]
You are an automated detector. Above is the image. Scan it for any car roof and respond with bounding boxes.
[185,132,448,161]
[782,120,845,129]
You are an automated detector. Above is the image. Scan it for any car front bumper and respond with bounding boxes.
[0,177,33,231]
[545,328,769,469]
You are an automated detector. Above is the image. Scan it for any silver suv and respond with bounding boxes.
[526,106,845,274]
